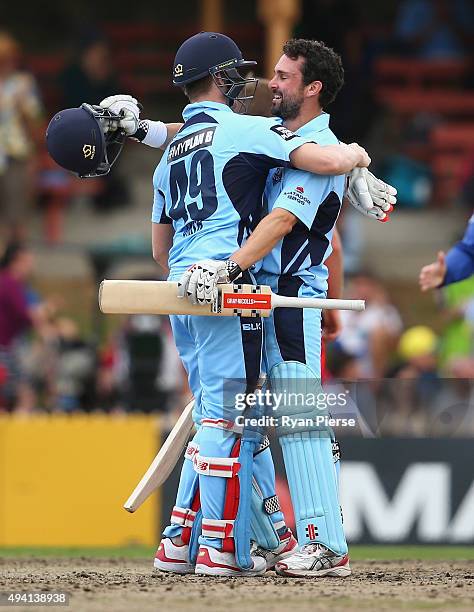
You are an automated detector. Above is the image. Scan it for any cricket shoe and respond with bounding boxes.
[154,538,195,574]
[275,543,351,578]
[195,545,267,576]
[251,529,298,570]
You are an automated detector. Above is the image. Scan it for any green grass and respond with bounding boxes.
[1,546,473,560]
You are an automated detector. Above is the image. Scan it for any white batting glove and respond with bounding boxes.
[177,259,242,305]
[346,168,397,222]
[100,94,141,135]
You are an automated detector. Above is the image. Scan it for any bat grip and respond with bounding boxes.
[272,295,365,311]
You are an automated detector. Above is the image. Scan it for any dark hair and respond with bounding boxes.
[183,75,213,102]
[0,242,26,269]
[283,38,344,107]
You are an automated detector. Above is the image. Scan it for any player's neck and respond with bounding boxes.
[283,105,323,133]
[191,92,228,106]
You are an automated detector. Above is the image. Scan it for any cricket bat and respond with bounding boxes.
[124,400,195,513]
[100,280,365,316]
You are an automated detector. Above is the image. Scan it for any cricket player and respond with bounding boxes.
[46,32,391,577]
[101,37,395,577]
[170,39,396,577]
[419,212,474,290]
[146,32,371,577]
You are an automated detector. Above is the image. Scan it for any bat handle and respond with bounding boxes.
[272,295,365,311]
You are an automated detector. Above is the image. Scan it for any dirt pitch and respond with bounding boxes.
[1,557,474,612]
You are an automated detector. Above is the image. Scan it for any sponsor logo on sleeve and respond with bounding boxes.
[283,188,311,205]
[270,125,299,141]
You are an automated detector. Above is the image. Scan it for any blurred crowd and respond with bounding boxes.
[1,2,474,434]
[0,242,186,414]
[324,268,474,436]
[0,1,473,237]
[1,237,474,438]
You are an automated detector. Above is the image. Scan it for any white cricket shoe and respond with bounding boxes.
[153,538,195,574]
[251,530,298,570]
[195,545,267,576]
[275,543,351,577]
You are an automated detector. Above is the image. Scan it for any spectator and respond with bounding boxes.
[382,326,441,435]
[59,31,120,108]
[58,30,129,212]
[0,31,44,240]
[52,317,96,412]
[337,271,403,378]
[324,343,377,437]
[435,275,474,372]
[393,0,474,60]
[294,0,377,142]
[98,313,185,413]
[0,243,48,411]
[326,343,362,380]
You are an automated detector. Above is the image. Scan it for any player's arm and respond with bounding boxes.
[132,121,183,150]
[419,216,474,290]
[230,208,298,271]
[177,206,300,305]
[151,168,173,275]
[152,223,173,275]
[290,142,370,175]
[179,170,325,304]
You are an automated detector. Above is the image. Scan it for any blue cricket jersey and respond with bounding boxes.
[443,213,474,286]
[151,101,309,280]
[260,112,345,293]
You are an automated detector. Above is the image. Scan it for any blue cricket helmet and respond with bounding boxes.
[173,32,258,112]
[46,104,125,178]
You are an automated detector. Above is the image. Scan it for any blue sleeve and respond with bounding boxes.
[443,216,474,285]
[272,169,326,229]
[151,164,171,224]
[232,117,310,166]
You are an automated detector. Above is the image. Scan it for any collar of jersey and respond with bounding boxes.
[182,101,232,120]
[295,112,330,137]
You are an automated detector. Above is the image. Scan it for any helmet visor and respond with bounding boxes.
[80,104,126,177]
[210,59,258,114]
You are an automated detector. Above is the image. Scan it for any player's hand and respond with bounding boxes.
[100,94,141,135]
[419,251,447,291]
[322,309,342,342]
[177,259,242,305]
[346,168,397,222]
[348,143,371,168]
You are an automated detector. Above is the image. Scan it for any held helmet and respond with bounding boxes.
[46,103,126,178]
[173,32,258,112]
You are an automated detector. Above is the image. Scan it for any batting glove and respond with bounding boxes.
[100,94,141,135]
[346,168,397,222]
[346,168,397,223]
[177,259,242,305]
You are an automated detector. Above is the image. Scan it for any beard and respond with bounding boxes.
[271,91,304,120]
